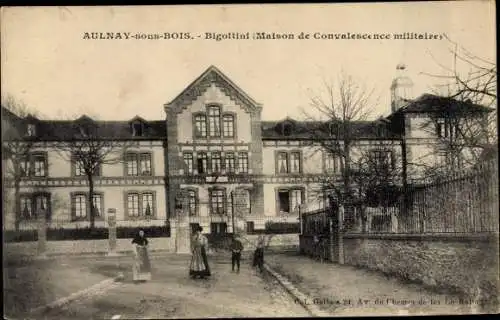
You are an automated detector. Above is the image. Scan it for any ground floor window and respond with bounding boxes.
[209,188,226,215]
[71,193,103,221]
[211,222,227,234]
[125,191,156,219]
[20,193,51,220]
[277,188,304,214]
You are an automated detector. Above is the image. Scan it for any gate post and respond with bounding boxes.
[37,210,47,259]
[338,204,345,265]
[107,208,118,256]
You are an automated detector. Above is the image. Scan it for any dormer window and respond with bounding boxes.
[26,124,36,137]
[132,122,144,137]
[283,124,292,136]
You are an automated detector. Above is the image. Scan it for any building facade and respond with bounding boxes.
[2,65,492,233]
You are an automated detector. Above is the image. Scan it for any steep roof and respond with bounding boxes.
[396,94,493,114]
[164,65,262,115]
[261,118,401,140]
[2,119,167,141]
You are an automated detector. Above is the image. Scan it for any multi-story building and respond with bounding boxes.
[2,65,492,234]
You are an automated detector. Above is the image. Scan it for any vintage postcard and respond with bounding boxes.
[1,2,498,319]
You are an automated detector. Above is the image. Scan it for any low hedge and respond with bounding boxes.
[4,225,171,242]
[264,222,300,234]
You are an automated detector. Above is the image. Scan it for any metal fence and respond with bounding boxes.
[302,159,499,235]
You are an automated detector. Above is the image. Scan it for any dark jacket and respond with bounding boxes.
[230,240,243,253]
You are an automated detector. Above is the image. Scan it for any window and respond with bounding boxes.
[19,153,48,177]
[325,152,342,174]
[142,193,153,216]
[225,152,235,173]
[277,188,303,214]
[126,192,156,218]
[27,124,36,137]
[33,154,47,177]
[197,152,208,174]
[211,152,222,173]
[237,152,248,173]
[92,194,103,217]
[369,150,395,171]
[194,114,207,138]
[132,122,143,137]
[211,222,227,234]
[75,159,85,176]
[20,196,33,219]
[436,118,445,137]
[20,157,30,177]
[184,189,197,216]
[222,114,235,138]
[125,152,152,176]
[20,193,51,220]
[183,152,194,174]
[126,153,138,176]
[290,152,301,173]
[207,106,221,137]
[72,155,101,177]
[277,152,288,173]
[283,124,292,136]
[436,118,458,139]
[139,154,152,175]
[127,193,140,217]
[210,189,225,215]
[72,193,102,220]
[276,151,302,174]
[73,194,87,219]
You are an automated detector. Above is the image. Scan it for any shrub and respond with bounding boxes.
[264,222,300,234]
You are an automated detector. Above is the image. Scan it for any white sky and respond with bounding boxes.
[1,2,496,121]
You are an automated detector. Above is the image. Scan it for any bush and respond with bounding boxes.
[264,222,300,234]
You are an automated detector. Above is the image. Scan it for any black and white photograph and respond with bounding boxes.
[1,2,498,318]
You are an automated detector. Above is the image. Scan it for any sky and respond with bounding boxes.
[1,2,496,121]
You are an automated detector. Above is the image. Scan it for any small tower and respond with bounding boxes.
[390,64,414,113]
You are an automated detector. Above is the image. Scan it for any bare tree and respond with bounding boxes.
[421,36,497,176]
[2,95,41,230]
[302,72,378,205]
[55,116,131,229]
[349,139,403,232]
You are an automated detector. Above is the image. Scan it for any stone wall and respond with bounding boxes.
[4,237,176,259]
[342,234,499,304]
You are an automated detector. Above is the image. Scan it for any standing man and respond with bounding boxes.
[230,236,244,273]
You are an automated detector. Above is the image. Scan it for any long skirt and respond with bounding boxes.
[189,246,211,278]
[133,246,152,281]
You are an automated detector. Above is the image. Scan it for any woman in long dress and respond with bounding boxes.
[189,226,211,279]
[253,234,265,273]
[132,230,152,282]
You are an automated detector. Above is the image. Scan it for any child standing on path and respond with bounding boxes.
[230,236,244,273]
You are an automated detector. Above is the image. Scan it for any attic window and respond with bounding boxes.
[283,124,292,136]
[132,122,144,137]
[26,124,36,137]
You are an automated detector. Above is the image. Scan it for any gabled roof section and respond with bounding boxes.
[165,65,262,115]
